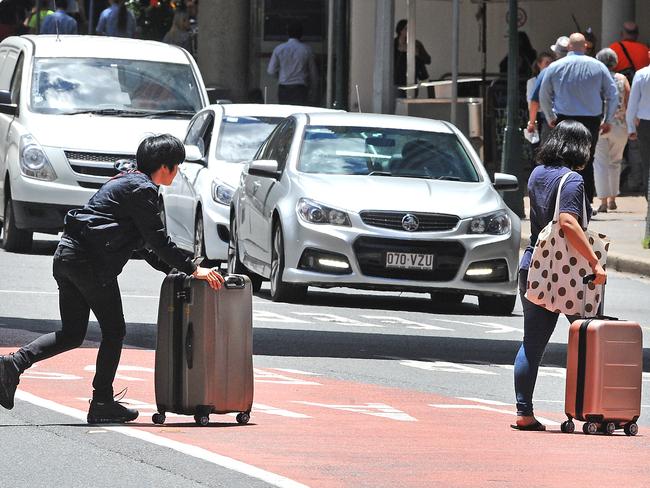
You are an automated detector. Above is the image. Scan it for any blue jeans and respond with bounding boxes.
[514,269,577,416]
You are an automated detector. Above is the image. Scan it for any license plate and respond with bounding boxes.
[385,252,434,270]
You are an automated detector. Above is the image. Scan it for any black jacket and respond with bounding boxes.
[61,171,196,283]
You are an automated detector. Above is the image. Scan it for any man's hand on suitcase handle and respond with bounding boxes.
[192,266,225,290]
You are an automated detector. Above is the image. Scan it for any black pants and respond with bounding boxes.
[13,248,126,401]
[636,119,650,197]
[278,84,308,105]
[556,114,601,203]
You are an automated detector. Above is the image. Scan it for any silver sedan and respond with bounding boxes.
[229,112,521,315]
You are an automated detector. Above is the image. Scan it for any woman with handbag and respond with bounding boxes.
[512,120,607,431]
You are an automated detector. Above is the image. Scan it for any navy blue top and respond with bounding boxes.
[520,165,591,271]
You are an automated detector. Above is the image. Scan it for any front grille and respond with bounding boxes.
[360,211,459,232]
[77,181,104,189]
[65,151,135,179]
[353,236,465,281]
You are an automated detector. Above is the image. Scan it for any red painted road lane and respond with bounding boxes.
[3,347,648,488]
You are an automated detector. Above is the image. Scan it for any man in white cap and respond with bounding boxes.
[527,36,570,142]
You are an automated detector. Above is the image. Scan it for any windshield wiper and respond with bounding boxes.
[395,174,462,181]
[64,108,150,117]
[144,110,195,118]
[368,171,392,176]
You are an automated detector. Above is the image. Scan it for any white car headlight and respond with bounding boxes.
[19,134,57,181]
[297,198,351,226]
[211,180,234,206]
[469,211,511,235]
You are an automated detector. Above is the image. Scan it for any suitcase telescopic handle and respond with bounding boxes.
[224,275,246,289]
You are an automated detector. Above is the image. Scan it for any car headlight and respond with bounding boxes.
[469,211,511,235]
[297,198,351,226]
[211,180,234,206]
[19,134,57,181]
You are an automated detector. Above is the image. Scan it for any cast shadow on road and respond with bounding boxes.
[254,289,520,317]
[0,421,250,428]
[0,238,58,257]
[2,316,650,372]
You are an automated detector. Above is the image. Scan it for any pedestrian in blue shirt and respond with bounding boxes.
[540,33,619,209]
[96,0,136,38]
[267,22,318,105]
[40,0,78,35]
[513,120,606,431]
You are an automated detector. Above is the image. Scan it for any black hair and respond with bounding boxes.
[535,120,591,170]
[55,0,68,10]
[287,21,303,40]
[136,134,185,177]
[395,19,407,36]
[117,0,128,33]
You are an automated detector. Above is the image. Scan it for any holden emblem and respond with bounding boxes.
[401,214,419,232]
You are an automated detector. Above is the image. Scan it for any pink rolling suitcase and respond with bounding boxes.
[562,276,643,435]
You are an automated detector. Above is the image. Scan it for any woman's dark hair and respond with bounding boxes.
[531,51,553,76]
[136,134,185,177]
[117,0,128,33]
[535,120,591,170]
[395,19,407,36]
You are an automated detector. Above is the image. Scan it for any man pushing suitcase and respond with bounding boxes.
[0,134,224,423]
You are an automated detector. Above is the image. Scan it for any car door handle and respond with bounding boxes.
[252,181,261,194]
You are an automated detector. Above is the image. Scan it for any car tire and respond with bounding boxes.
[478,295,516,316]
[228,214,262,292]
[430,291,464,305]
[2,196,33,253]
[270,222,307,302]
[193,212,206,261]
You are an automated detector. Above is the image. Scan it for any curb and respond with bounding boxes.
[519,240,650,278]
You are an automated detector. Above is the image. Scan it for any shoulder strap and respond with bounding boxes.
[553,171,589,226]
[618,41,635,70]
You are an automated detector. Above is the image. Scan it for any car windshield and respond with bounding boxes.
[30,58,203,115]
[299,125,480,182]
[214,115,284,163]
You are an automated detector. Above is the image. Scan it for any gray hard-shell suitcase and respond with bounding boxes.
[153,273,254,426]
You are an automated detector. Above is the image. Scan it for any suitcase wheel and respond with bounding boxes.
[560,420,575,434]
[583,422,598,435]
[152,412,166,425]
[236,412,250,425]
[624,422,639,436]
[195,415,210,427]
[603,422,617,435]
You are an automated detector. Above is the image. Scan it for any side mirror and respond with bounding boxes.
[0,89,17,116]
[493,172,518,192]
[184,144,206,165]
[248,159,280,179]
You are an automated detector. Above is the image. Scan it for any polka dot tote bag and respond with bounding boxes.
[525,172,609,316]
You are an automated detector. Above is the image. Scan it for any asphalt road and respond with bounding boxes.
[1,234,649,487]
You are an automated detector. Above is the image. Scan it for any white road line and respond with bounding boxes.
[15,390,309,488]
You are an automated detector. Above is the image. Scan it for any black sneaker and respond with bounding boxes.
[0,355,20,410]
[87,398,139,424]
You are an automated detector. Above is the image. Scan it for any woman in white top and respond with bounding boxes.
[593,48,630,213]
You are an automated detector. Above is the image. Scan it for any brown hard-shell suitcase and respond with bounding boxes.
[153,273,254,426]
[562,277,642,436]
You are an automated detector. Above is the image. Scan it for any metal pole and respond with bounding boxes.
[450,0,460,126]
[406,0,416,99]
[89,0,95,34]
[372,0,394,114]
[326,0,335,108]
[333,0,348,110]
[501,0,525,217]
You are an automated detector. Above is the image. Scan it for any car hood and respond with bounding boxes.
[294,174,503,219]
[209,162,247,189]
[27,114,191,152]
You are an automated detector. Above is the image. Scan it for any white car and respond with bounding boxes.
[230,112,522,315]
[160,104,337,266]
[0,35,208,252]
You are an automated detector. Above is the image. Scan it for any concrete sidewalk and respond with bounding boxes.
[520,196,650,277]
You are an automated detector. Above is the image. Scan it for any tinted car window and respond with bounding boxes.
[266,119,295,171]
[299,125,479,182]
